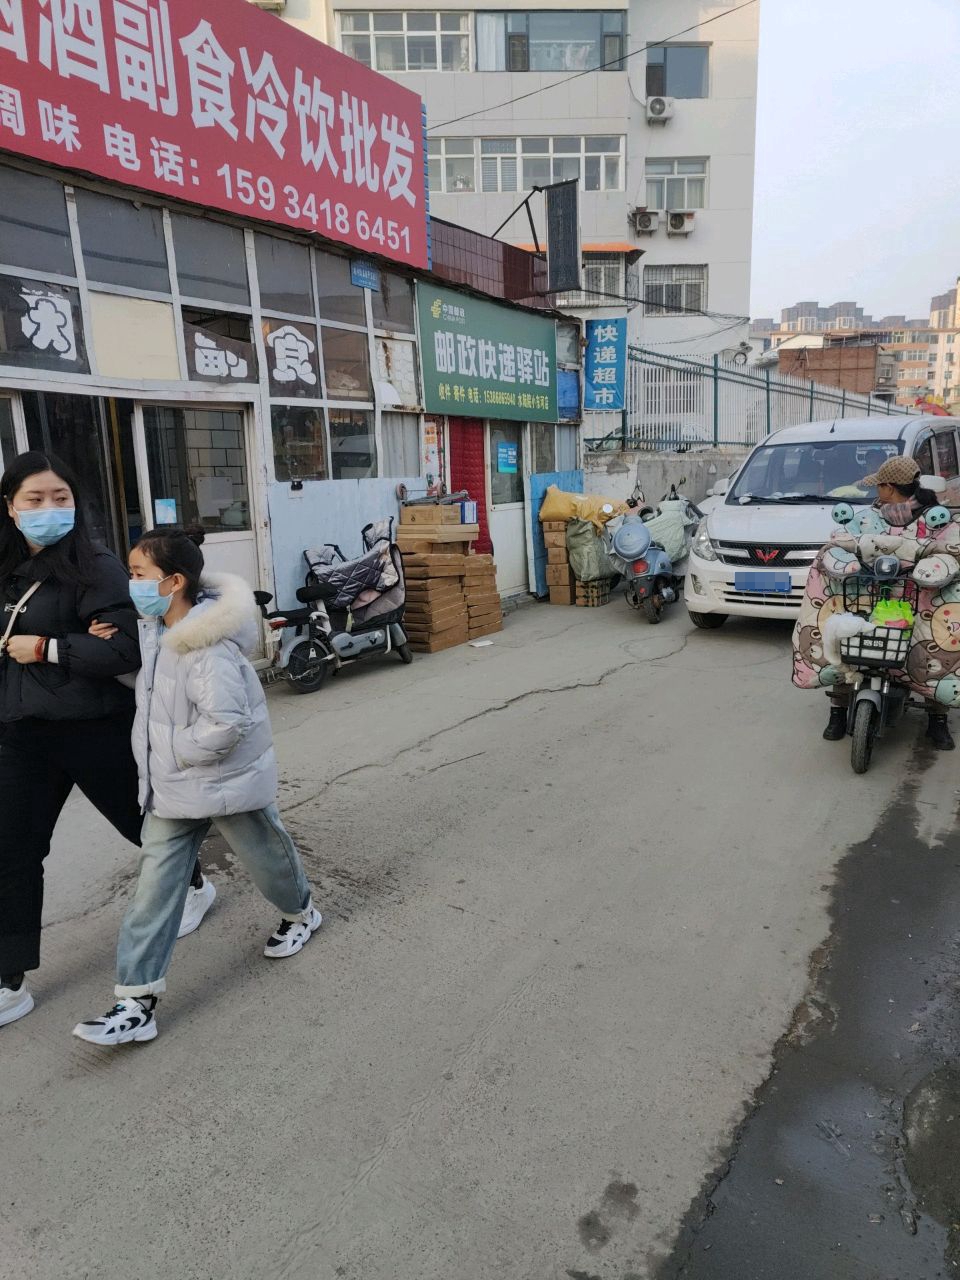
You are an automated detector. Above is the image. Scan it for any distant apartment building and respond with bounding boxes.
[778,300,869,333]
[930,283,960,330]
[875,327,959,407]
[262,0,760,358]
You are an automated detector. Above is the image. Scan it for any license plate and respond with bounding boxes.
[734,571,792,594]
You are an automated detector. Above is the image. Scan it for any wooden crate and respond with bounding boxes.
[408,626,469,654]
[469,620,504,640]
[396,523,479,543]
[575,580,613,607]
[406,606,469,630]
[399,505,462,526]
[401,552,468,566]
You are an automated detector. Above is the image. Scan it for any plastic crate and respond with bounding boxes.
[840,626,912,669]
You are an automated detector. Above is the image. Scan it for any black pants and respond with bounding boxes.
[0,711,145,974]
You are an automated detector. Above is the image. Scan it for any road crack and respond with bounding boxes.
[282,647,683,813]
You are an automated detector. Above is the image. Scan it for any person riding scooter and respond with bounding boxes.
[821,456,954,749]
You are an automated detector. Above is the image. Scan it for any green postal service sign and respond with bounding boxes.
[417,284,558,423]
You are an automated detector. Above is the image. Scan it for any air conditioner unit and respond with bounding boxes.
[250,0,286,10]
[646,96,675,124]
[632,208,661,235]
[666,211,695,236]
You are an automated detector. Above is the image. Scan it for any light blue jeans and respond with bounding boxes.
[115,804,313,997]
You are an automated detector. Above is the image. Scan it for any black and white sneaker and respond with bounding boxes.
[72,998,158,1046]
[0,979,34,1028]
[263,907,322,958]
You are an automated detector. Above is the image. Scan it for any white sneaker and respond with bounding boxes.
[263,907,322,958]
[72,998,158,1046]
[178,876,217,938]
[0,980,34,1028]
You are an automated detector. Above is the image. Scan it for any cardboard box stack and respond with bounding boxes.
[543,521,576,605]
[463,554,502,639]
[397,504,487,653]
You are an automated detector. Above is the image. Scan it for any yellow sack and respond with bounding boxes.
[538,485,629,533]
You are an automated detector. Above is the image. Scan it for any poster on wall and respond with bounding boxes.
[584,317,627,412]
[0,0,429,267]
[417,285,558,424]
[497,441,518,474]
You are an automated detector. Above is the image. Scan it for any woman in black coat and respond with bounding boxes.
[0,452,212,1030]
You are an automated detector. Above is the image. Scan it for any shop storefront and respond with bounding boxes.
[0,160,428,608]
[416,285,581,594]
[0,0,432,616]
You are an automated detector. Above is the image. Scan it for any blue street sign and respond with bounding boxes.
[584,317,627,412]
[350,260,381,291]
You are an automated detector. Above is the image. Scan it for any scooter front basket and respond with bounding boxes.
[840,626,912,670]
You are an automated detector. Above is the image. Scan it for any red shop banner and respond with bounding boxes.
[0,0,429,268]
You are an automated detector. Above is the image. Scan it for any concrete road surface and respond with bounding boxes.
[2,600,955,1280]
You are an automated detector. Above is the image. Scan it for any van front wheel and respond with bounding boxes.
[688,611,727,630]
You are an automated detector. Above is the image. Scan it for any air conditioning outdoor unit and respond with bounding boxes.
[646,96,675,124]
[250,0,286,10]
[666,211,695,236]
[632,208,661,235]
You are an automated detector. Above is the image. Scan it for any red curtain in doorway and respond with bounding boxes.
[447,416,493,554]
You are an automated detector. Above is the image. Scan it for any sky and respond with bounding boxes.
[750,0,960,322]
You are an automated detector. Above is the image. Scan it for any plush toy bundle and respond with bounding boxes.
[791,503,960,707]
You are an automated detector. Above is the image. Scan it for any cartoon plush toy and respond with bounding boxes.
[832,502,855,527]
[856,533,924,565]
[846,508,890,537]
[925,505,952,529]
[934,674,960,707]
[817,546,861,579]
[913,554,960,590]
[929,602,960,651]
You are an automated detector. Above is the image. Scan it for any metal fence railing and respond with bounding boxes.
[586,348,911,453]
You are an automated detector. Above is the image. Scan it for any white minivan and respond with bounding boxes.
[684,413,960,628]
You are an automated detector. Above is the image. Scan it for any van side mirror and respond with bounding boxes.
[712,478,730,497]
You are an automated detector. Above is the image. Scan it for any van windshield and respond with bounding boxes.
[729,440,902,504]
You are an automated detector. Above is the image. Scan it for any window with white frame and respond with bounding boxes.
[480,136,624,193]
[556,253,625,308]
[339,10,470,71]
[643,264,707,316]
[427,138,476,192]
[644,158,707,211]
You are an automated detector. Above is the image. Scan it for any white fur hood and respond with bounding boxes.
[161,572,258,656]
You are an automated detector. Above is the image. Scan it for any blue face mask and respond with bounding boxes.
[129,576,174,618]
[16,507,76,548]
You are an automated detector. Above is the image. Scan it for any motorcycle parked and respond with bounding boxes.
[605,484,703,624]
[255,519,411,695]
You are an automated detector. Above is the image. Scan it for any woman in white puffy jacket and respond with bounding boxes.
[74,527,320,1047]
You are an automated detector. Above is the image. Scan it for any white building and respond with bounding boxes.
[261,0,760,359]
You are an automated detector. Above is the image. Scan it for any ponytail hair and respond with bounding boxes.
[890,477,940,509]
[134,525,205,603]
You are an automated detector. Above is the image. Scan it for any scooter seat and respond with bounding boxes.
[278,606,312,626]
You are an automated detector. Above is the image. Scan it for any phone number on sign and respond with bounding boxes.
[215,165,413,252]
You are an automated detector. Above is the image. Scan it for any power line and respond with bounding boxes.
[552,284,749,322]
[427,0,757,132]
[635,319,749,347]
